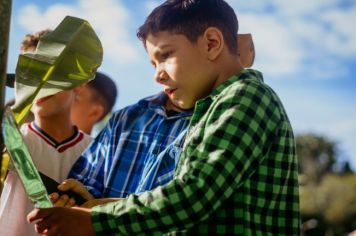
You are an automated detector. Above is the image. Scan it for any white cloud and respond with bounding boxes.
[320,6,356,57]
[18,4,77,30]
[228,1,356,80]
[229,0,340,15]
[18,0,140,64]
[271,0,340,16]
[238,13,304,78]
[226,0,270,12]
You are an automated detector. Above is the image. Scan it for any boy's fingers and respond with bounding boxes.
[34,213,57,234]
[65,198,76,208]
[80,199,98,208]
[27,208,52,223]
[49,192,59,203]
[77,189,94,201]
[57,178,77,191]
[53,194,70,207]
[35,219,51,234]
[58,178,94,200]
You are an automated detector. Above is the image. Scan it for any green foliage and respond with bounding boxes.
[297,134,356,235]
[296,134,337,183]
[300,174,356,235]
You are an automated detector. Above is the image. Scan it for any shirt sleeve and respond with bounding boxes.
[68,116,116,198]
[91,83,281,235]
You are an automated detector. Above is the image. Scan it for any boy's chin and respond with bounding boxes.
[175,101,195,111]
[167,99,194,112]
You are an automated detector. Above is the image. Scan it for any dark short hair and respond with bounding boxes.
[137,0,238,54]
[88,72,118,119]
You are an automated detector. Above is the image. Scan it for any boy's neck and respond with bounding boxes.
[212,54,244,91]
[34,114,75,143]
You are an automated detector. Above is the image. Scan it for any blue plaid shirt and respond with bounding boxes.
[68,92,192,198]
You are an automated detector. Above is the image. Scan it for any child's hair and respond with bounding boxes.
[88,72,118,120]
[20,29,52,52]
[137,0,238,55]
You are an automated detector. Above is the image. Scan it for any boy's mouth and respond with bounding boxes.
[164,88,178,96]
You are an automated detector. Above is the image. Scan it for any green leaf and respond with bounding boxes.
[2,107,52,208]
[12,16,103,124]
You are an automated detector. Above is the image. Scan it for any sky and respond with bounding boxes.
[4,0,356,169]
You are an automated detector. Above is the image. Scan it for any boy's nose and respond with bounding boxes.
[154,65,168,84]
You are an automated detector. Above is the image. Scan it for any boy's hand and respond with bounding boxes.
[58,178,94,200]
[80,198,124,208]
[50,179,94,207]
[237,33,255,68]
[27,207,94,236]
[49,192,76,207]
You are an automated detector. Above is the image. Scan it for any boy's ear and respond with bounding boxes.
[90,103,105,122]
[203,27,224,61]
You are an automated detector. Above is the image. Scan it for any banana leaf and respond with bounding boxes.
[2,107,52,208]
[12,16,103,124]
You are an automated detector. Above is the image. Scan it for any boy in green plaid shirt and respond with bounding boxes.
[28,0,300,235]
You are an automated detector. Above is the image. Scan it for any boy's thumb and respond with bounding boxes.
[58,178,94,200]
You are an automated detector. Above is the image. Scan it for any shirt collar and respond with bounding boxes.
[139,92,192,119]
[29,122,83,151]
[209,69,263,98]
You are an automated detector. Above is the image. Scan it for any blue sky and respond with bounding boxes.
[5,0,356,169]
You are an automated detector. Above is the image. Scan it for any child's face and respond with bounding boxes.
[31,90,74,118]
[146,31,217,110]
[71,85,102,133]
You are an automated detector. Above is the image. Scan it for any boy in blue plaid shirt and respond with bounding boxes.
[28,1,300,235]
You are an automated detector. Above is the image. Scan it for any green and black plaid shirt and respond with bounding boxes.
[92,69,300,235]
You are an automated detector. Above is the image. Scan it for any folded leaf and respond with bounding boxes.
[12,16,103,124]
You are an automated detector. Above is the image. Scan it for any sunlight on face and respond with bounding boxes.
[31,91,74,118]
[146,31,216,110]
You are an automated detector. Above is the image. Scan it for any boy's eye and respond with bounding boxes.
[161,51,172,60]
[150,61,156,68]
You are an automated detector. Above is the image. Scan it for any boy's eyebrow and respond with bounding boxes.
[150,44,173,64]
[152,44,173,54]
[158,44,172,50]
